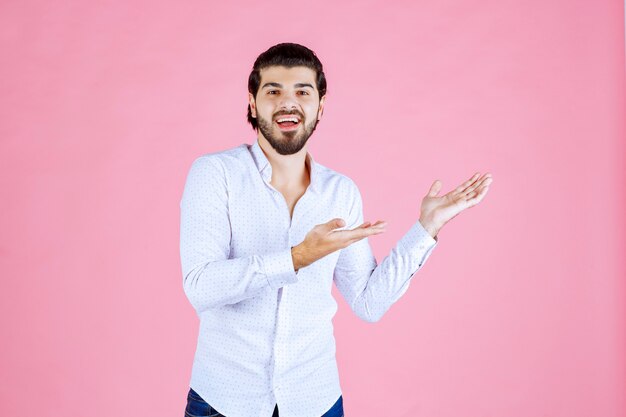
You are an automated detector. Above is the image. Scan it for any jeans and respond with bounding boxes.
[185,387,344,417]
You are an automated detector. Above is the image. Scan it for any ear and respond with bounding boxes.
[249,92,256,118]
[317,95,326,121]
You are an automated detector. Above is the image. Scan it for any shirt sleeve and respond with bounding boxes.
[179,156,299,315]
[332,181,438,323]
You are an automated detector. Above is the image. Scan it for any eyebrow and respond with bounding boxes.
[261,82,315,90]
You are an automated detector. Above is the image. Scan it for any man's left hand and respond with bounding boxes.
[418,172,493,239]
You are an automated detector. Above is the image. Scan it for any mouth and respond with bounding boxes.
[274,115,302,132]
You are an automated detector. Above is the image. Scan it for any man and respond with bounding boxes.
[180,42,493,417]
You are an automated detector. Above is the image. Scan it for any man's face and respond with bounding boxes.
[249,65,325,155]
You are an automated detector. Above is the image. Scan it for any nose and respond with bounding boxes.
[278,91,299,112]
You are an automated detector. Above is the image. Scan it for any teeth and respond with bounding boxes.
[277,117,299,123]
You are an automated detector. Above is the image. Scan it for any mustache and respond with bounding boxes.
[274,111,303,119]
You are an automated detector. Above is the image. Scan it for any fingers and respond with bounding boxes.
[458,172,493,197]
[464,173,492,197]
[345,220,387,241]
[330,219,387,243]
[361,220,386,229]
[461,175,484,196]
[455,172,480,194]
[347,221,387,233]
[465,178,492,205]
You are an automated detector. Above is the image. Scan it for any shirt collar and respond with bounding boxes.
[249,139,321,195]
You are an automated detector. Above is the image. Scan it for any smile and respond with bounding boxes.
[275,116,301,131]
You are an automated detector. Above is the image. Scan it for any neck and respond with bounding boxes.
[257,137,310,190]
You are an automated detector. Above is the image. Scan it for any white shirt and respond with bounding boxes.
[179,139,438,417]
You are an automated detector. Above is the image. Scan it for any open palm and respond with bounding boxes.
[420,172,493,233]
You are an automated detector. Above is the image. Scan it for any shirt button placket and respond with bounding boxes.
[266,170,302,396]
[275,231,292,371]
[267,180,291,396]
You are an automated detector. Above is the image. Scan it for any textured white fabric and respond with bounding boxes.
[179,139,438,417]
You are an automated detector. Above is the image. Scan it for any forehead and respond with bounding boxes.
[259,65,317,88]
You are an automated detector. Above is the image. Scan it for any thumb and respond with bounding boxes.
[326,218,346,230]
[427,180,443,197]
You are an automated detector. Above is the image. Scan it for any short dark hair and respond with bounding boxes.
[247,43,327,131]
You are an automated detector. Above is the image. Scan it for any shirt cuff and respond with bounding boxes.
[262,248,300,289]
[398,219,438,267]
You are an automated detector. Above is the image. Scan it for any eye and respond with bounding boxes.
[298,91,310,96]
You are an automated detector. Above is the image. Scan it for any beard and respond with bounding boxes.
[256,109,320,156]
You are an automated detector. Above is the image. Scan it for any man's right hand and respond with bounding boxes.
[290,218,387,271]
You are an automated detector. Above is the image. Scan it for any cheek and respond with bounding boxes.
[255,106,273,120]
[307,107,320,120]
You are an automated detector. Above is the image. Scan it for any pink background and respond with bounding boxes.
[1,1,624,416]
